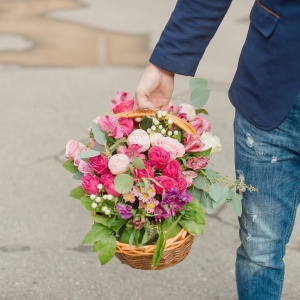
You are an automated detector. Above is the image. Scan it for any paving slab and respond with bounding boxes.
[0,1,299,299]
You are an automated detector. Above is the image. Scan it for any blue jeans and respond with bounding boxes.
[234,97,300,300]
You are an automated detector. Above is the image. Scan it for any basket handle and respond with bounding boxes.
[115,110,196,135]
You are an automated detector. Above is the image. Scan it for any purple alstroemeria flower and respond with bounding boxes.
[154,204,170,222]
[116,203,133,219]
[161,188,185,216]
[180,191,193,203]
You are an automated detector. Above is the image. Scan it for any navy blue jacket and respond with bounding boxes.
[150,0,300,130]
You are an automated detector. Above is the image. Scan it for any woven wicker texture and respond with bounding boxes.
[113,110,196,269]
[115,228,195,270]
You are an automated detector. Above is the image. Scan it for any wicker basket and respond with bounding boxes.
[113,110,196,270]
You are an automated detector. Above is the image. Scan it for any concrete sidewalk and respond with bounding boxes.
[1,1,299,299]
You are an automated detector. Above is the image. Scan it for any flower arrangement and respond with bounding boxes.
[63,78,250,268]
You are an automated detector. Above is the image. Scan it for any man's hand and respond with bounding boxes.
[135,63,174,111]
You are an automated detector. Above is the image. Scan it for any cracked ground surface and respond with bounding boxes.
[0,1,299,299]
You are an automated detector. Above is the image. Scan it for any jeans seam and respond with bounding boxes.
[279,186,300,298]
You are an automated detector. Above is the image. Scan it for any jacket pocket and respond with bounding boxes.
[250,0,280,38]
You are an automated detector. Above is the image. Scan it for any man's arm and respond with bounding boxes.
[150,0,233,76]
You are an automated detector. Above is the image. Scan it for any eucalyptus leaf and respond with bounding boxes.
[205,168,222,180]
[205,195,215,214]
[114,174,134,194]
[231,193,243,217]
[77,149,100,160]
[131,157,145,170]
[62,160,78,173]
[72,171,83,180]
[91,122,107,145]
[193,176,210,190]
[189,78,210,108]
[209,185,229,202]
[69,186,86,200]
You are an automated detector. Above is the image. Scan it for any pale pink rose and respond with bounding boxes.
[73,156,81,167]
[178,103,196,121]
[65,139,87,160]
[127,129,151,152]
[149,132,163,146]
[184,133,205,153]
[181,171,198,187]
[108,154,130,175]
[78,160,92,174]
[190,115,211,135]
[167,100,180,114]
[98,115,123,139]
[154,136,185,159]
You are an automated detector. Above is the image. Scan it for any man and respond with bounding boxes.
[134,1,300,299]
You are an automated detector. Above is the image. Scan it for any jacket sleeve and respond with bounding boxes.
[149,0,233,76]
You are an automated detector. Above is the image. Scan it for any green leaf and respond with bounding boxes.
[185,199,206,226]
[131,157,145,170]
[193,176,210,190]
[81,196,96,212]
[208,185,228,202]
[205,168,222,180]
[205,195,215,214]
[114,174,134,194]
[93,234,117,265]
[91,122,107,145]
[153,231,166,268]
[195,108,208,115]
[140,116,153,131]
[82,223,112,245]
[231,192,243,217]
[62,160,78,173]
[179,219,204,235]
[77,149,100,160]
[199,148,212,158]
[161,217,182,239]
[72,171,83,180]
[189,78,210,108]
[91,214,108,226]
[118,227,134,244]
[107,219,127,232]
[69,186,86,200]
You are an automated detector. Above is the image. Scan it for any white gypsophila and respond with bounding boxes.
[200,132,222,154]
[178,103,196,121]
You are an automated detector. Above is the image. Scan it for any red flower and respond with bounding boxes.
[88,154,109,175]
[153,176,178,195]
[177,177,188,193]
[133,161,154,180]
[148,146,170,169]
[82,174,101,195]
[99,173,120,197]
[111,92,135,114]
[118,117,134,137]
[162,160,182,179]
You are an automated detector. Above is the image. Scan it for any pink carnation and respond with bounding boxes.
[98,115,123,139]
[184,133,205,153]
[111,92,135,114]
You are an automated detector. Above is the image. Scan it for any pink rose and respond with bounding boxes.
[82,174,101,195]
[148,146,170,169]
[98,115,123,139]
[184,133,205,153]
[133,160,154,180]
[111,92,135,114]
[177,177,188,193]
[154,136,185,159]
[127,129,151,152]
[153,176,178,195]
[162,160,182,179]
[118,117,134,137]
[181,171,198,187]
[177,103,196,121]
[190,115,211,135]
[186,157,208,170]
[65,139,87,160]
[108,154,130,175]
[88,154,109,175]
[99,173,120,196]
